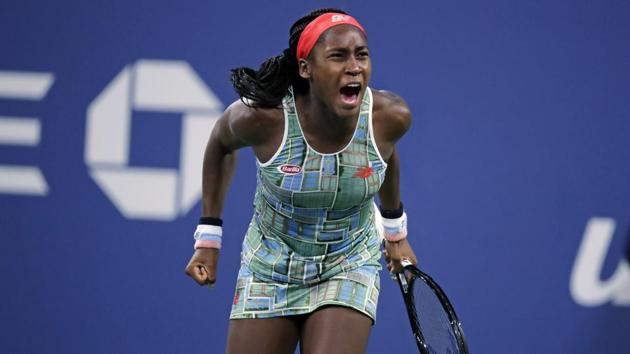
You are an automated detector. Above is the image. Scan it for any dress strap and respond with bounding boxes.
[366,87,388,167]
[283,87,304,140]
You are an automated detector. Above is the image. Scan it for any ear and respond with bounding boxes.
[298,59,311,79]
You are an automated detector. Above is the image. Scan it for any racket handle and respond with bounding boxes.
[397,272,409,293]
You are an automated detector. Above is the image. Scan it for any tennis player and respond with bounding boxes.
[185,8,418,354]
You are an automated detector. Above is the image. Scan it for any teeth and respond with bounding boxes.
[347,83,360,88]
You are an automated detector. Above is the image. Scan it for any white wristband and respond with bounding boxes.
[194,224,223,249]
[381,211,408,242]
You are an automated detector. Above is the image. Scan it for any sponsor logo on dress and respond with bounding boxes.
[233,291,240,305]
[353,166,373,179]
[278,164,301,175]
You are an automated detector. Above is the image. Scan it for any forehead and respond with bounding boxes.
[317,25,368,49]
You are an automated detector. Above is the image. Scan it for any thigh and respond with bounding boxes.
[226,317,301,354]
[299,306,373,354]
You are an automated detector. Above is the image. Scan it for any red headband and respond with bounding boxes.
[296,13,366,61]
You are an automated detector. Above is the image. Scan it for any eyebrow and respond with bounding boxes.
[327,45,369,52]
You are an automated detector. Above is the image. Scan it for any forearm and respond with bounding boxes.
[378,147,401,209]
[198,99,279,218]
[201,132,238,218]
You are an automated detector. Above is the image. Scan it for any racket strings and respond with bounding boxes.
[410,277,460,353]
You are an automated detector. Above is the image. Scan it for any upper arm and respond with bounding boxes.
[372,90,412,160]
[211,99,278,153]
[375,90,412,142]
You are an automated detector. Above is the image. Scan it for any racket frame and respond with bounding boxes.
[396,259,469,354]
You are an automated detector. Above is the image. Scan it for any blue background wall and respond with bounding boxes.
[1,0,629,353]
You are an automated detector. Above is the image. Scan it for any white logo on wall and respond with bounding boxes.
[85,60,222,221]
[0,70,54,196]
[570,217,630,306]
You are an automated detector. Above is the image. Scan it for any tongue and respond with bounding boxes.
[341,92,358,104]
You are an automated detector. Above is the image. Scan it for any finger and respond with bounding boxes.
[388,262,400,281]
[383,249,391,262]
[402,254,417,266]
[193,265,209,286]
[390,258,404,273]
[185,263,202,282]
[204,266,217,285]
[201,266,219,286]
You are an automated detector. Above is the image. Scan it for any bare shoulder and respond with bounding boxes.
[221,99,284,147]
[371,89,412,142]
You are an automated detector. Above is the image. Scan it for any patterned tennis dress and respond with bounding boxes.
[230,87,388,321]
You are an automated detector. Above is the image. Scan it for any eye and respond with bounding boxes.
[328,52,344,59]
[357,51,369,58]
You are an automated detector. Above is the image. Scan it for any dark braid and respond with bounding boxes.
[230,8,348,108]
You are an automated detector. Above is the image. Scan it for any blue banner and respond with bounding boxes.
[2,1,629,353]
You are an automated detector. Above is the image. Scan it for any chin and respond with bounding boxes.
[336,103,360,118]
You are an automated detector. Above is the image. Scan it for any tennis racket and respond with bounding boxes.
[396,259,469,354]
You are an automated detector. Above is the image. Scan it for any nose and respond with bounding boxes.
[345,57,361,76]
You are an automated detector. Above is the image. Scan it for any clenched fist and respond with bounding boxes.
[185,248,220,286]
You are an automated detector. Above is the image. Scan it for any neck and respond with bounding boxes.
[297,90,356,137]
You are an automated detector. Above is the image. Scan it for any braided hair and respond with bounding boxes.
[230,8,348,109]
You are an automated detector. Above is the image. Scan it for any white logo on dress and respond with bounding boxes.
[278,164,301,175]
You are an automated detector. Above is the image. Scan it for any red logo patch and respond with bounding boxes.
[233,291,240,305]
[353,166,373,179]
[278,164,302,175]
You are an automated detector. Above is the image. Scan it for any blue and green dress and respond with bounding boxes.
[230,87,388,321]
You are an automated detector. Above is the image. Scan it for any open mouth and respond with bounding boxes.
[339,83,361,105]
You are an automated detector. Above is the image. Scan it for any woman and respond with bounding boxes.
[185,8,417,354]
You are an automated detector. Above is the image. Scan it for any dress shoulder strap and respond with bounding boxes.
[283,86,304,140]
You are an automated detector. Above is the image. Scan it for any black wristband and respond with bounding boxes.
[198,216,223,226]
[378,202,404,219]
